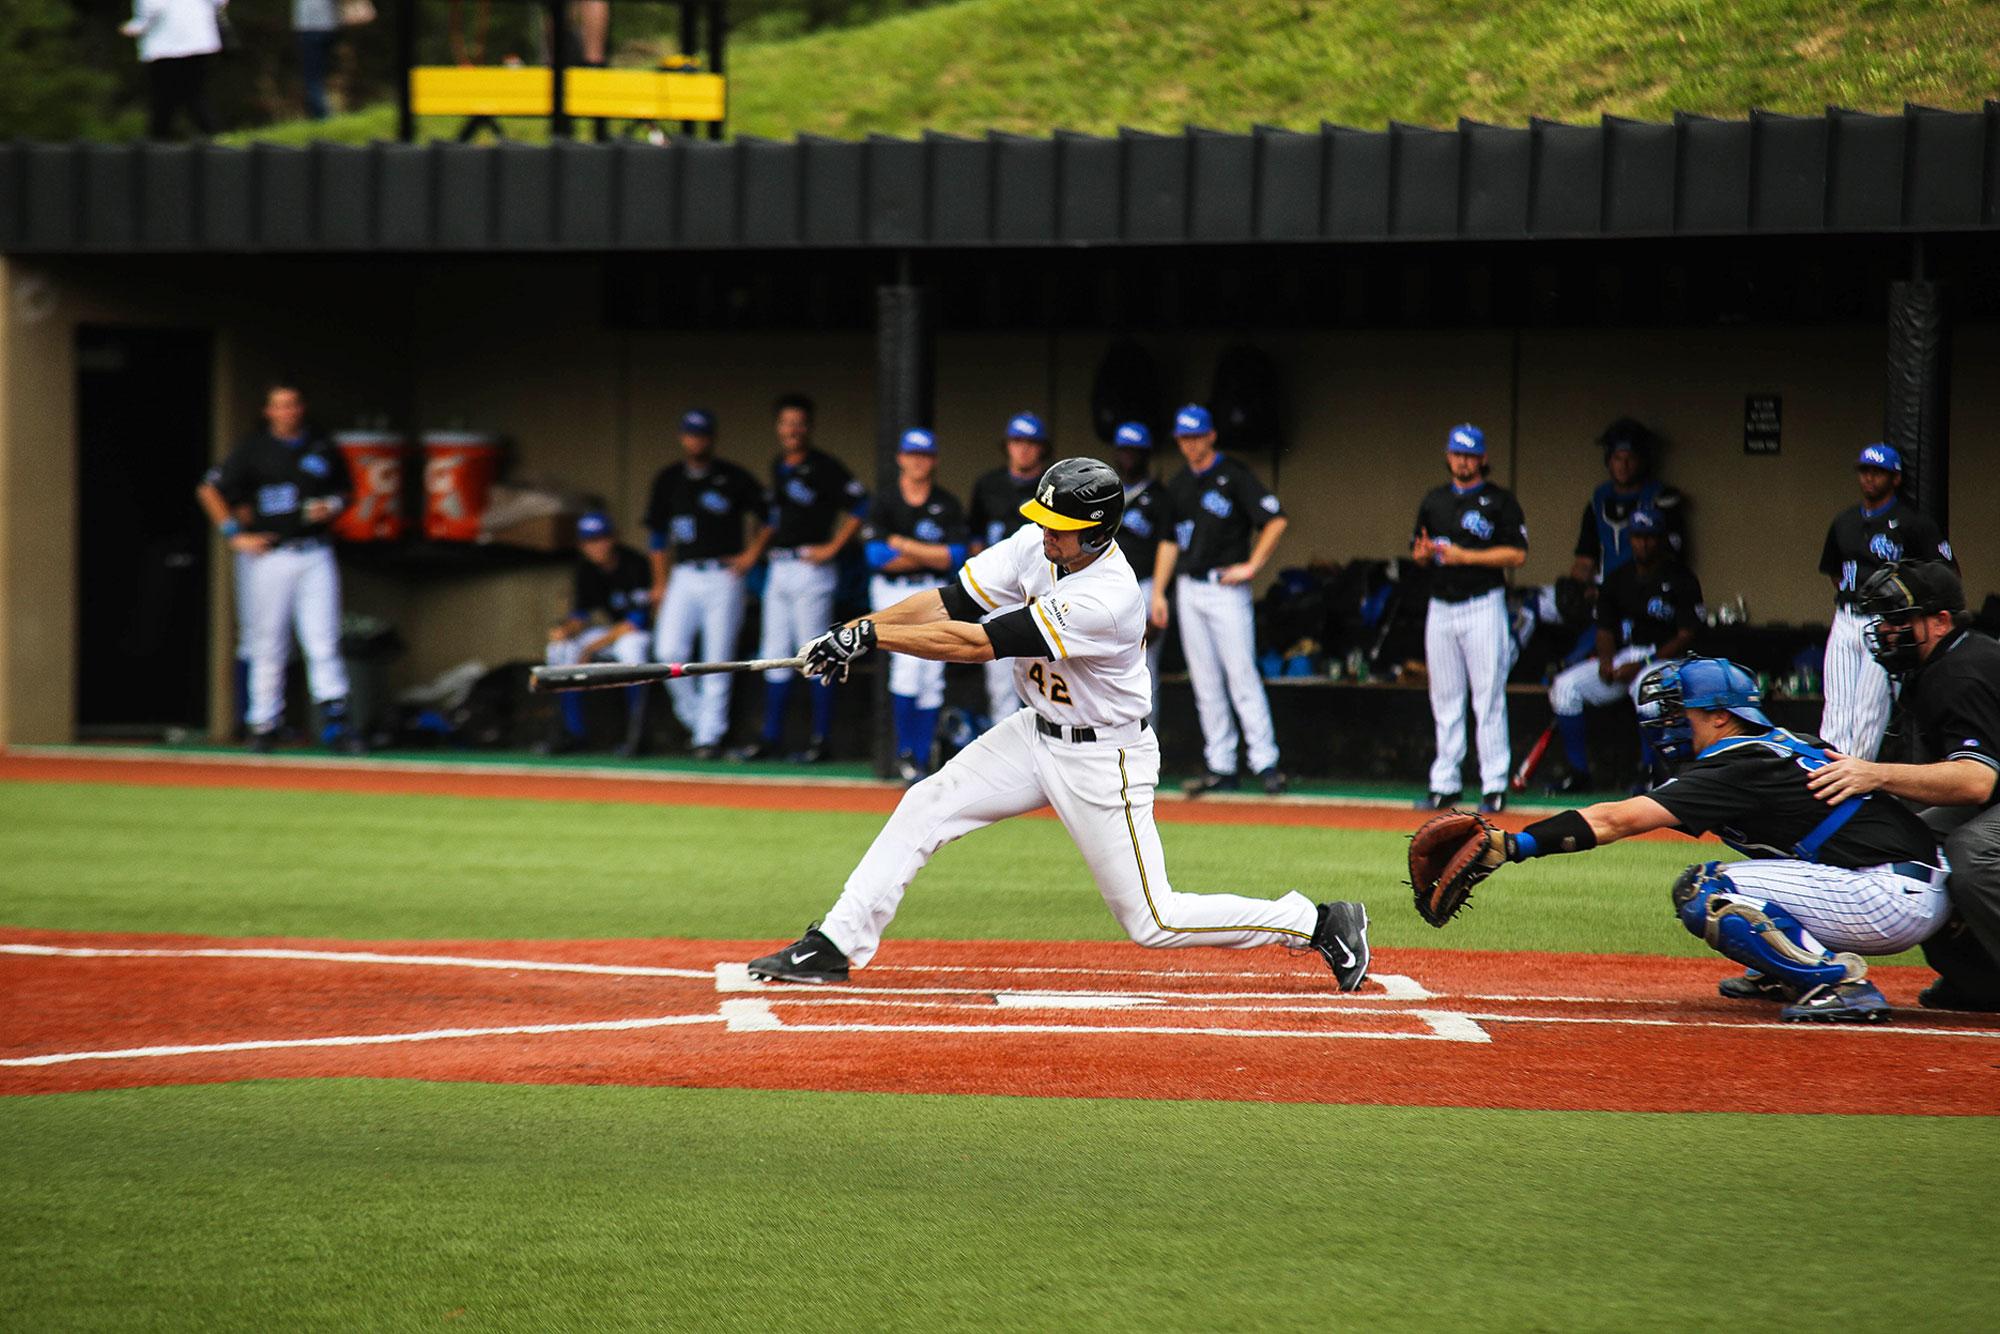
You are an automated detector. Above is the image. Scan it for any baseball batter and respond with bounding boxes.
[542,511,655,756]
[745,458,1370,990]
[644,409,765,759]
[1110,421,1168,720]
[1817,443,1953,760]
[863,428,969,783]
[965,412,1053,724]
[195,383,361,754]
[1149,405,1288,796]
[1464,657,1948,1022]
[732,393,868,763]
[1412,424,1527,812]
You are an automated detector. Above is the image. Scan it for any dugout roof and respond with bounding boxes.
[3,105,1998,255]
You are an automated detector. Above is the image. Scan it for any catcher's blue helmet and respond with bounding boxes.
[1635,657,1771,762]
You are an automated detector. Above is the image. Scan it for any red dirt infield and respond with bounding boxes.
[5,928,1997,1115]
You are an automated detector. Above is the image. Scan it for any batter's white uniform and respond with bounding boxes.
[655,561,748,748]
[817,526,1319,967]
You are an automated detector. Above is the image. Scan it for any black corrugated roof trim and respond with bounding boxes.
[3,105,1995,254]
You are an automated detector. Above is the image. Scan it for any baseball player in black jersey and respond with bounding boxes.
[1111,421,1169,721]
[731,393,868,764]
[1150,405,1288,797]
[644,409,765,759]
[965,411,1053,724]
[863,428,970,782]
[1462,657,1948,1022]
[1813,562,2000,1012]
[1547,507,1702,793]
[542,512,656,755]
[1412,425,1527,812]
[1569,418,1686,585]
[195,384,362,754]
[1817,444,1955,760]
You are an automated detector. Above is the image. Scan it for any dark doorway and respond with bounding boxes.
[75,326,214,737]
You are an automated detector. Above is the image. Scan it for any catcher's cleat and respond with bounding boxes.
[1478,791,1506,814]
[748,925,851,985]
[1780,979,1890,1024]
[1183,771,1240,798]
[1310,901,1371,992]
[1718,969,1797,1002]
[1413,791,1459,811]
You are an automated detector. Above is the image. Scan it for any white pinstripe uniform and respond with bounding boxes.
[816,525,1318,967]
[1820,608,1893,759]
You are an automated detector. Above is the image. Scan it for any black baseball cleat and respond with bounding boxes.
[1780,979,1890,1023]
[790,736,832,764]
[1478,791,1506,814]
[1917,978,2000,1013]
[248,729,278,754]
[1310,901,1371,992]
[727,739,779,762]
[747,926,850,985]
[690,743,722,761]
[333,732,369,757]
[1412,791,1459,811]
[1183,771,1240,798]
[1257,768,1288,796]
[1717,969,1797,1002]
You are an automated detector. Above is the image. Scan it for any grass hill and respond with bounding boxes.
[232,0,1999,146]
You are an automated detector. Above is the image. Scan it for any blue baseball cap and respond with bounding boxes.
[1113,421,1152,450]
[576,511,612,539]
[1005,412,1048,443]
[680,408,715,436]
[1629,506,1662,534]
[899,427,938,455]
[1447,423,1486,456]
[1856,442,1902,472]
[1173,404,1213,437]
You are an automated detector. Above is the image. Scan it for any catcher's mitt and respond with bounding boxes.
[1407,809,1508,927]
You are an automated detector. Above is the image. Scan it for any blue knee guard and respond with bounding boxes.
[1672,863,1853,993]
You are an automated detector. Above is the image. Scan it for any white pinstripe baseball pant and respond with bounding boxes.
[1424,589,1512,795]
[654,563,747,749]
[1712,857,1950,955]
[1176,575,1280,776]
[1819,607,1893,759]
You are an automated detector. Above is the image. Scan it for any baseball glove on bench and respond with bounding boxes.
[1407,810,1508,927]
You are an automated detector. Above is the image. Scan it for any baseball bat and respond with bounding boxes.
[1510,723,1556,792]
[530,657,806,693]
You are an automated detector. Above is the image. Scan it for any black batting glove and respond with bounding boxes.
[802,620,876,685]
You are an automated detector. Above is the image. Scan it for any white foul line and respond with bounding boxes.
[0,942,712,981]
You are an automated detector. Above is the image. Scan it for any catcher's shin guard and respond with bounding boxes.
[1672,863,1859,994]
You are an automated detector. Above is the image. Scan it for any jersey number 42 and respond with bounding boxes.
[1026,662,1073,705]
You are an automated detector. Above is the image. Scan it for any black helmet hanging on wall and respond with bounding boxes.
[1018,457,1126,553]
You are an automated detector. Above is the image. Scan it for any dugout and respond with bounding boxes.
[1,107,1997,774]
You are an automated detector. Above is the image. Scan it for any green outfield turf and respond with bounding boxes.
[4,1081,1997,1332]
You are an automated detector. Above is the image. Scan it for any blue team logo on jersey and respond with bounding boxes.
[1460,510,1495,540]
[1646,596,1674,621]
[784,479,818,508]
[986,520,1008,546]
[699,489,731,515]
[609,591,631,611]
[1124,511,1153,539]
[670,516,697,546]
[1200,491,1234,519]
[1175,519,1195,547]
[299,453,330,478]
[1941,539,1954,560]
[915,518,944,543]
[257,482,300,516]
[1868,533,1902,562]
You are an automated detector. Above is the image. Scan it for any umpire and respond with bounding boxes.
[1810,561,2000,1011]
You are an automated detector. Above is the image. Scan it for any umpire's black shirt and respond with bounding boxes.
[573,544,655,627]
[1650,729,1939,867]
[208,429,351,543]
[1904,628,2000,809]
[644,459,764,560]
[1413,481,1527,602]
[1162,455,1284,577]
[1115,477,1170,579]
[1819,498,1953,608]
[967,468,1042,550]
[1597,559,1703,651]
[765,448,867,549]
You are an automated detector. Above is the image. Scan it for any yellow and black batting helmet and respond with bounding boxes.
[1019,458,1125,552]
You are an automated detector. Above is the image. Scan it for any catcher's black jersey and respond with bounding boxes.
[1596,559,1703,650]
[207,430,352,543]
[864,484,968,547]
[1412,481,1527,602]
[1161,455,1284,576]
[1904,629,2000,807]
[764,448,867,548]
[643,459,764,560]
[572,544,654,626]
[967,468,1042,549]
[1818,499,1953,607]
[1114,478,1169,578]
[1649,729,1938,867]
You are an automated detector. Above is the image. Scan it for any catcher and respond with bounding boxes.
[1409,656,1949,1023]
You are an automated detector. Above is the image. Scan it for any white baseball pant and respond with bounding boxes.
[548,622,651,669]
[655,562,747,748]
[1424,589,1512,795]
[1175,574,1280,775]
[1715,857,1950,955]
[1819,607,1893,760]
[817,709,1318,967]
[872,574,948,708]
[1137,576,1164,724]
[1550,645,1655,716]
[756,553,839,684]
[244,542,349,732]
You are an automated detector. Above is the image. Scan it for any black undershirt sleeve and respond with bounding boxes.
[983,608,1049,660]
[938,580,984,623]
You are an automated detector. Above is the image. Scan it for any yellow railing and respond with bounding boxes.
[409,66,727,121]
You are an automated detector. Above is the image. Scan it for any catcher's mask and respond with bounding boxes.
[1857,561,1964,676]
[1636,657,1771,763]
[1019,457,1125,553]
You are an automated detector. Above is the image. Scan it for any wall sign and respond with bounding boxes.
[1744,394,1782,454]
